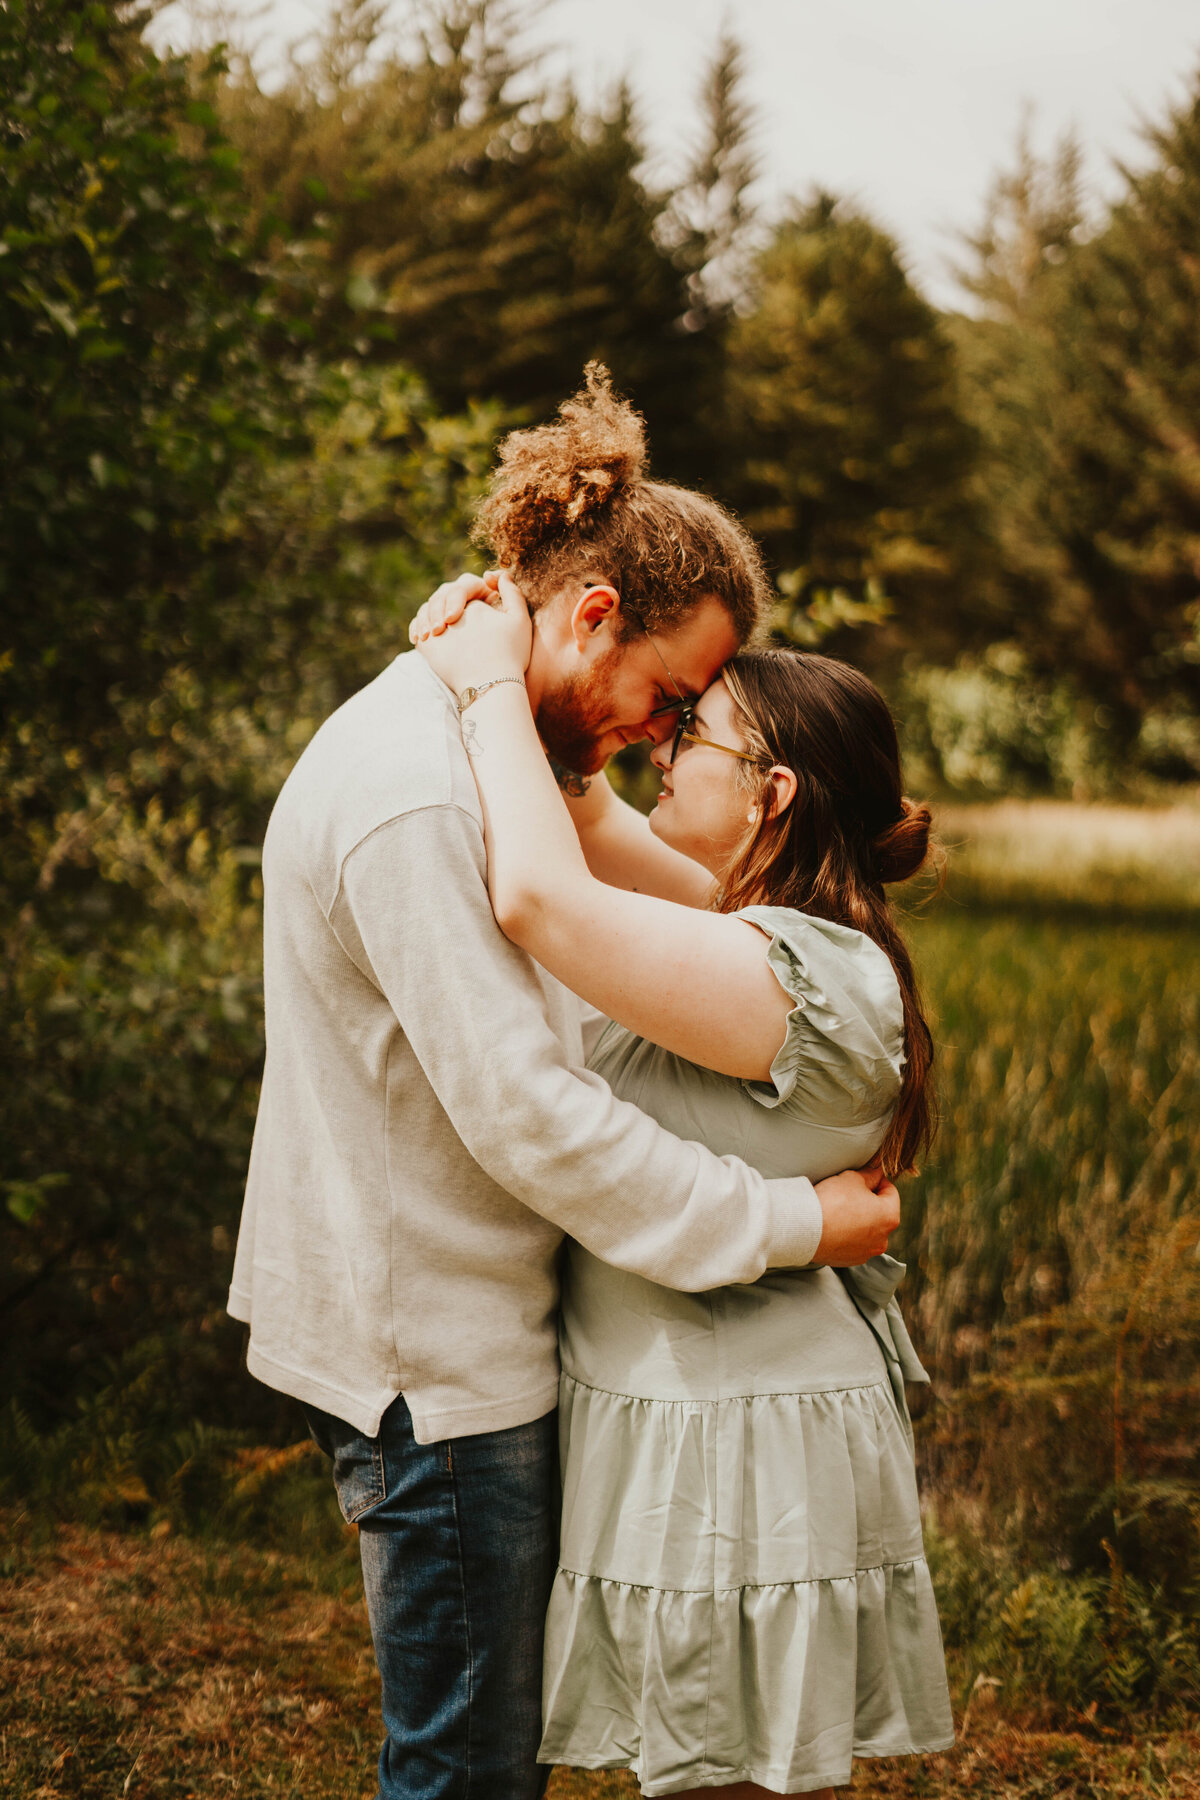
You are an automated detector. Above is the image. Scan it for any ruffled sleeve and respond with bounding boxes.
[737,906,906,1122]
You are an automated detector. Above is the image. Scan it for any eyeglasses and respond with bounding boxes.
[666,705,763,768]
[634,620,762,768]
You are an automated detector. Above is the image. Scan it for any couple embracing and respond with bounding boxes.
[229,366,955,1799]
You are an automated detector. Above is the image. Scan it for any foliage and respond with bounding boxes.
[217,0,734,482]
[726,192,983,662]
[896,907,1200,1690]
[896,643,1114,798]
[950,95,1200,775]
[0,0,289,751]
[928,1522,1200,1719]
[1034,112,1200,755]
[0,362,500,1436]
[952,112,1086,321]
[659,29,759,334]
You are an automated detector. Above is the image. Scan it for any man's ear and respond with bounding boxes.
[766,765,798,821]
[567,585,621,653]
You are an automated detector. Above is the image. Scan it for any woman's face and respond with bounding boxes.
[648,677,761,875]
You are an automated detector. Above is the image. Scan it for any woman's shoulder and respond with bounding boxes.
[735,905,906,1119]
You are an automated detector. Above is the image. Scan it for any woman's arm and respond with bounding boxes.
[417,582,792,1082]
[410,571,714,907]
[556,769,716,905]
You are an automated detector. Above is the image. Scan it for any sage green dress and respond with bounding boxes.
[538,906,955,1796]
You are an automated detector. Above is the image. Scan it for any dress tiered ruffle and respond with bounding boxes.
[540,1369,954,1795]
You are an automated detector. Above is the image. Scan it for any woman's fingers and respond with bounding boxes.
[438,574,493,632]
[410,574,495,642]
[496,571,532,615]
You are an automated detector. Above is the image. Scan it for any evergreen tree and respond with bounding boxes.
[953,111,1085,322]
[953,92,1200,772]
[218,0,724,475]
[946,125,1088,676]
[1032,82,1200,762]
[662,30,759,333]
[727,192,981,657]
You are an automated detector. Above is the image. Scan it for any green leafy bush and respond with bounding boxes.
[1,361,500,1439]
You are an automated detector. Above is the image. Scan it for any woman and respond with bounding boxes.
[411,521,953,1794]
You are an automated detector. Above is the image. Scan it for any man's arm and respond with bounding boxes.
[331,806,892,1289]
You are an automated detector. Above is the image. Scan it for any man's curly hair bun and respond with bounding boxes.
[475,362,647,566]
[470,362,770,641]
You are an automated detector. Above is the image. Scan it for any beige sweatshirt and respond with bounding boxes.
[228,652,823,1443]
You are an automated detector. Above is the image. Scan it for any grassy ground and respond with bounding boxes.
[897,901,1199,1377]
[934,794,1200,913]
[3,1512,1198,1800]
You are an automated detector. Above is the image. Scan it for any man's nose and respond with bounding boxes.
[644,711,677,748]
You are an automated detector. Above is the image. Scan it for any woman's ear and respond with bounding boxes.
[765,765,798,821]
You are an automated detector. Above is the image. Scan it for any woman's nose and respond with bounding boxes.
[649,736,671,771]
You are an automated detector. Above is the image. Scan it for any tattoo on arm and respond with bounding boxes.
[463,719,483,757]
[548,756,592,797]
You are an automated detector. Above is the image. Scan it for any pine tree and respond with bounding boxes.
[217,0,727,475]
[954,89,1200,771]
[947,124,1089,674]
[953,110,1085,322]
[663,30,759,333]
[726,192,981,656]
[1032,81,1200,761]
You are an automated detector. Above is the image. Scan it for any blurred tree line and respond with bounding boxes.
[2,0,1200,1478]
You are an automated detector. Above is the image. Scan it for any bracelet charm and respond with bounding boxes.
[456,676,524,716]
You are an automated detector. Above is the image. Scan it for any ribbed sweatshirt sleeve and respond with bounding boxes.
[330,805,823,1288]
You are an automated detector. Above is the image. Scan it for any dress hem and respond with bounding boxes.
[537,1732,958,1795]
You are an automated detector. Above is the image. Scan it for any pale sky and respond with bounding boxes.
[154,0,1200,308]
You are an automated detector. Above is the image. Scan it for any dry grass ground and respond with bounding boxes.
[935,794,1200,912]
[2,1513,1198,1800]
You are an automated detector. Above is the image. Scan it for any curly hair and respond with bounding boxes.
[474,364,771,643]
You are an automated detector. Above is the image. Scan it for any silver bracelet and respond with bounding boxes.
[456,676,524,716]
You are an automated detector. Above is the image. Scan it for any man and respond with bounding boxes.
[230,438,899,1799]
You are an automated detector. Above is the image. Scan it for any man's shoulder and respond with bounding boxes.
[266,653,483,897]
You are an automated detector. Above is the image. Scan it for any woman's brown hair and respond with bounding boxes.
[718,647,937,1177]
[475,363,771,641]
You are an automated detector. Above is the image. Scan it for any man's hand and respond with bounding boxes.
[409,570,502,643]
[810,1162,900,1266]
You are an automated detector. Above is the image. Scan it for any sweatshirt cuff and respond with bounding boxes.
[765,1175,824,1269]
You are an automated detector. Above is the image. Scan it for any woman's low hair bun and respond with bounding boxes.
[871,797,934,885]
[475,362,647,567]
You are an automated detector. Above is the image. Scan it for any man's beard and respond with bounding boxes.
[533,645,624,776]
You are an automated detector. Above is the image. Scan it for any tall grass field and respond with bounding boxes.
[2,803,1198,1797]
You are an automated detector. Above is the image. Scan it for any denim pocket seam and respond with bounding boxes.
[340,1435,387,1524]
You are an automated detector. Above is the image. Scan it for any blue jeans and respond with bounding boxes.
[304,1395,559,1800]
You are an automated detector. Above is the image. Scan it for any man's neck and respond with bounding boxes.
[523,618,555,717]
